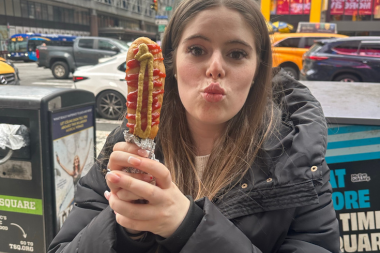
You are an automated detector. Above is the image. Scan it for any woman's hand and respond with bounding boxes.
[106,142,190,238]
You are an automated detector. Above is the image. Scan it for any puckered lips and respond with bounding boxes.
[202,83,226,103]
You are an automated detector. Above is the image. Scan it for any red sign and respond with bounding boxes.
[303,0,311,14]
[344,0,359,15]
[290,0,304,14]
[277,0,290,14]
[359,0,373,15]
[330,0,345,14]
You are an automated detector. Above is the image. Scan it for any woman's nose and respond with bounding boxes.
[206,52,225,80]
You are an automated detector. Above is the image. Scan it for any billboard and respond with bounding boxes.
[327,124,380,252]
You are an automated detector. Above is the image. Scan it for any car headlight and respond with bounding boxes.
[7,54,10,57]
[25,53,28,56]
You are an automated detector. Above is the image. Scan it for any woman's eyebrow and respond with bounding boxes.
[183,34,211,43]
[225,40,253,50]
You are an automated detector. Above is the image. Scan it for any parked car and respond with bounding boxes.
[73,52,128,120]
[301,37,380,82]
[271,32,347,79]
[0,57,20,85]
[37,37,129,79]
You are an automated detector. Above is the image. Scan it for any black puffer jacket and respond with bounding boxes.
[49,70,340,253]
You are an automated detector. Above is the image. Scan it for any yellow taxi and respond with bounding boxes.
[0,57,20,85]
[271,33,347,79]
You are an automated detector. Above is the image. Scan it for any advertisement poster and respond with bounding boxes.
[290,0,304,14]
[0,25,9,52]
[277,0,290,14]
[271,0,277,14]
[375,0,380,18]
[331,0,346,14]
[326,124,380,252]
[345,0,359,15]
[51,106,94,229]
[359,0,373,14]
[304,0,311,14]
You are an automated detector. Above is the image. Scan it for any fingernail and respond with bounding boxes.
[143,174,153,181]
[138,149,149,158]
[104,191,110,200]
[106,172,120,183]
[128,156,141,166]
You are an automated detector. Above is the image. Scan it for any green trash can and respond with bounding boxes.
[303,81,380,253]
[0,86,96,253]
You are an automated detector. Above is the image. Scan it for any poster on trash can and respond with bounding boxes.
[326,124,380,252]
[51,106,94,229]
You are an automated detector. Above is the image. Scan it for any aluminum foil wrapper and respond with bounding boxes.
[123,130,158,185]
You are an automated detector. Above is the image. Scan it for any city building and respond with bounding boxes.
[262,0,380,35]
[0,0,176,52]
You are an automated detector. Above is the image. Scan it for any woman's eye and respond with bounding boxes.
[188,46,204,56]
[229,51,247,60]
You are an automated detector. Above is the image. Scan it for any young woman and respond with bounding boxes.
[49,0,340,252]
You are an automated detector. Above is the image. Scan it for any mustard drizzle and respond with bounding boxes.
[133,43,154,139]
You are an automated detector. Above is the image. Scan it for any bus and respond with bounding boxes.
[7,33,77,62]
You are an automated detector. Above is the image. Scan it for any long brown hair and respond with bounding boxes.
[158,0,275,201]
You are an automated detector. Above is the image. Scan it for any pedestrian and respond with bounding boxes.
[49,0,340,252]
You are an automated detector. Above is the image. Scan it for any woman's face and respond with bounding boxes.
[74,156,80,168]
[176,6,257,127]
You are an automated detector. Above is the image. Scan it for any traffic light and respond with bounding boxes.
[150,0,158,11]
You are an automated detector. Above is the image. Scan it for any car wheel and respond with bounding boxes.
[52,61,69,79]
[282,67,299,80]
[334,74,360,82]
[96,91,127,120]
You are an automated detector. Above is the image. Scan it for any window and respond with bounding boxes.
[0,0,5,15]
[62,9,68,23]
[5,0,14,16]
[53,7,62,22]
[98,40,115,51]
[332,41,360,55]
[78,39,94,49]
[48,5,53,21]
[28,1,35,19]
[275,38,301,48]
[13,0,21,17]
[68,9,74,24]
[21,0,28,18]
[304,37,326,48]
[359,43,380,57]
[35,3,42,19]
[41,4,48,20]
[118,63,126,72]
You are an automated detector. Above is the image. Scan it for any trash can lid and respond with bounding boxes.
[302,81,380,126]
[0,86,93,110]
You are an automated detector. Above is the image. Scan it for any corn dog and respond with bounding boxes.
[125,37,166,140]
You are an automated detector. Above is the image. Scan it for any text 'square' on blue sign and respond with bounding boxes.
[326,124,380,252]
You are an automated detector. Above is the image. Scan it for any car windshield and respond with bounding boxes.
[7,41,28,52]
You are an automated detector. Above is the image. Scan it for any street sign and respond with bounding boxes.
[155,19,168,25]
[158,25,166,33]
[166,6,172,11]
[155,15,168,19]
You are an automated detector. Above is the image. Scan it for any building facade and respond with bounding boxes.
[265,0,380,35]
[0,0,176,52]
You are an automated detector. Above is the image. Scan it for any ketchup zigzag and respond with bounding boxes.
[125,43,165,135]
